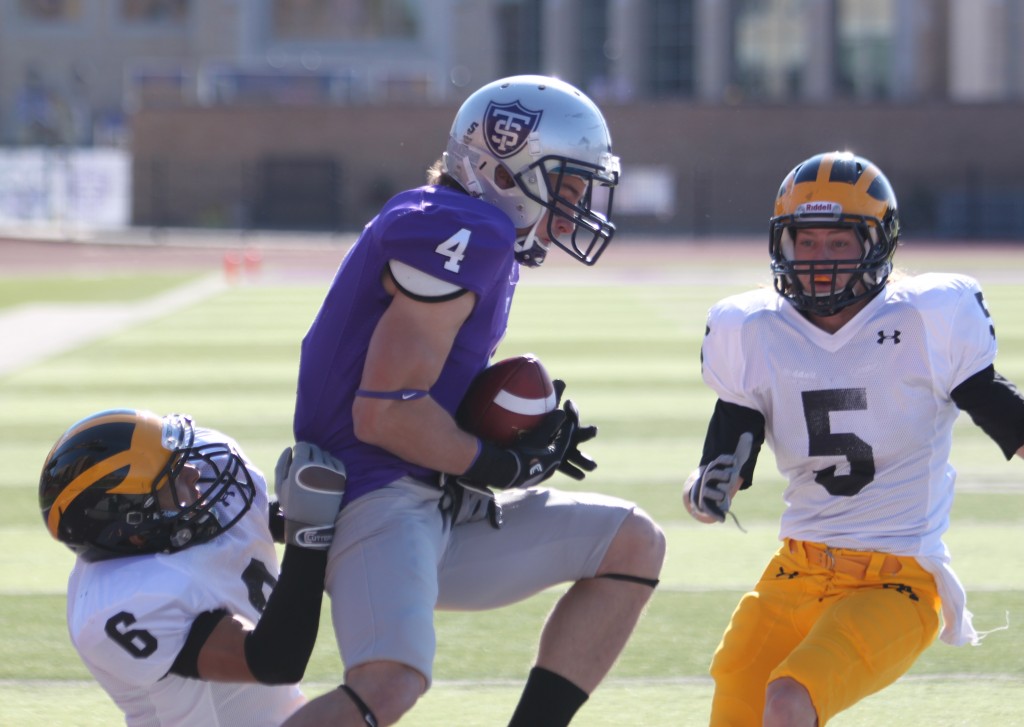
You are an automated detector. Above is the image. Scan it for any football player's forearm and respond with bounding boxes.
[186,547,328,684]
[354,394,479,473]
[184,550,328,685]
[242,546,328,684]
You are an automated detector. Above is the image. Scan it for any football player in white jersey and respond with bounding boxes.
[39,409,346,727]
[683,151,1024,726]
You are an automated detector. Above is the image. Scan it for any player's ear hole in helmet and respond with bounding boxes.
[439,75,621,267]
[769,150,900,317]
[38,409,256,562]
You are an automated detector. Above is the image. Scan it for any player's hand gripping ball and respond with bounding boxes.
[457,354,558,445]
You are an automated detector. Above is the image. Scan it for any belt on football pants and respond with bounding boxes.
[787,539,903,579]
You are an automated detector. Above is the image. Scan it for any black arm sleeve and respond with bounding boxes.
[700,399,767,489]
[951,365,1024,460]
[243,545,328,684]
[268,499,286,544]
[169,609,230,678]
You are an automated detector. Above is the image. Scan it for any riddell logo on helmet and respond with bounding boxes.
[796,201,842,218]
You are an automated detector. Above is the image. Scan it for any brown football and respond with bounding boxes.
[457,354,557,446]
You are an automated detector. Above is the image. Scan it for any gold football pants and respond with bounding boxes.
[709,538,941,726]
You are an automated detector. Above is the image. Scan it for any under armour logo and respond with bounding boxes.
[877,330,901,344]
[882,583,919,601]
[484,101,543,159]
[775,566,799,580]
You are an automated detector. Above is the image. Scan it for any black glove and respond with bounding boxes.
[559,398,597,480]
[549,379,598,480]
[460,407,575,490]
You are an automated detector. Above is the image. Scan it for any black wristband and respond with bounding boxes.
[461,440,519,489]
[244,545,327,684]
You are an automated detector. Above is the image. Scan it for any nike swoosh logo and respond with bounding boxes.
[402,392,418,400]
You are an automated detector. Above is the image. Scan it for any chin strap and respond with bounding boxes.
[514,217,549,267]
[514,169,553,267]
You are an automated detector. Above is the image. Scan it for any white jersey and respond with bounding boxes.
[702,273,997,645]
[65,428,304,726]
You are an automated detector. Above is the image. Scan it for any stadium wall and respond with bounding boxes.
[130,101,1024,238]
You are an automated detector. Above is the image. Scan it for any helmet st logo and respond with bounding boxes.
[484,101,543,159]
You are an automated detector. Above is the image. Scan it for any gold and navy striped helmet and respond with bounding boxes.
[770,151,900,316]
[39,409,255,561]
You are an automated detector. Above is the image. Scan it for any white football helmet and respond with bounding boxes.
[443,75,620,266]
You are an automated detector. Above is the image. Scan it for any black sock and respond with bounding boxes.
[508,666,589,727]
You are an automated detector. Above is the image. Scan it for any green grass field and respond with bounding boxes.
[1,240,1022,725]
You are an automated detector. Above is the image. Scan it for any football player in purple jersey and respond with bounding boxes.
[685,151,1024,726]
[284,76,665,727]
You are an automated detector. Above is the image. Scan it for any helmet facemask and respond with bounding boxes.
[514,154,619,267]
[153,436,256,553]
[770,215,895,317]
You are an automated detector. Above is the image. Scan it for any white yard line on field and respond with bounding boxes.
[0,275,225,377]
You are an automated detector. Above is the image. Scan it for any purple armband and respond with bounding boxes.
[355,389,429,401]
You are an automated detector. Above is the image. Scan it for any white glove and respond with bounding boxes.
[685,433,753,524]
[274,442,346,549]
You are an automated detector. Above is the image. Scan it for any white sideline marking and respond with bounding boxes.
[0,276,225,376]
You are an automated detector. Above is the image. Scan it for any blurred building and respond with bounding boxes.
[1,0,1022,235]
[2,0,1023,146]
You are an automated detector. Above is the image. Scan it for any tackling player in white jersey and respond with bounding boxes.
[39,409,346,726]
[683,151,1024,726]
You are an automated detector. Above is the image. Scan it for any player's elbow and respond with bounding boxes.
[244,634,308,685]
[352,396,389,446]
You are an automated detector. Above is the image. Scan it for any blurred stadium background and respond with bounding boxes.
[1,0,1023,239]
[1,2,1023,725]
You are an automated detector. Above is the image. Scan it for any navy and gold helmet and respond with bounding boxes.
[770,151,900,316]
[39,409,255,562]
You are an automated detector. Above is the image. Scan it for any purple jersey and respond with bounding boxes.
[294,185,518,502]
